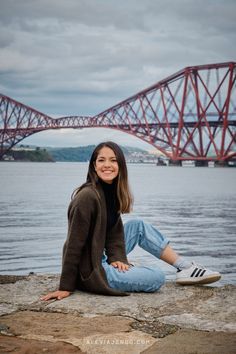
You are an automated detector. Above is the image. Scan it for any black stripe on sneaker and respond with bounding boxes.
[200,269,206,277]
[191,268,199,277]
[195,269,203,277]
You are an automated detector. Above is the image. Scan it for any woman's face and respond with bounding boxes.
[94,146,119,184]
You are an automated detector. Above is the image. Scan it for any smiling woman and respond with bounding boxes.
[41,141,221,302]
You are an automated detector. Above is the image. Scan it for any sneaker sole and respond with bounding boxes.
[176,274,221,285]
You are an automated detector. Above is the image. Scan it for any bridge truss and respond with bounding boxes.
[0,62,235,161]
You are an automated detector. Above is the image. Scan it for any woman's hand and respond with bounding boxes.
[40,290,71,301]
[110,261,130,272]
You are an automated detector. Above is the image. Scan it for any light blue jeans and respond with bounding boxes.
[102,219,169,292]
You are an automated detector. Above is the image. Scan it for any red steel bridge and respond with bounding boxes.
[0,62,235,163]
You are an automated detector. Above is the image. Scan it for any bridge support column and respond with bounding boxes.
[156,157,167,166]
[215,160,231,167]
[195,161,209,167]
[169,160,182,166]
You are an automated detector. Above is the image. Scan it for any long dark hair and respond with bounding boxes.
[72,141,133,213]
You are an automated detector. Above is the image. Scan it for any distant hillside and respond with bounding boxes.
[48,145,146,162]
[48,145,95,162]
[4,144,148,162]
[10,148,54,162]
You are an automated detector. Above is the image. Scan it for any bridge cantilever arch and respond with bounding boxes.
[0,61,236,162]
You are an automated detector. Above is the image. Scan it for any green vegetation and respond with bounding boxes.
[48,145,146,162]
[11,147,54,162]
[48,145,96,162]
[5,145,148,162]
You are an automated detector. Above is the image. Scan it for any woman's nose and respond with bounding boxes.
[104,159,111,167]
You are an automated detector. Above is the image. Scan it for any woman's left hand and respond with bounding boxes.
[110,261,130,272]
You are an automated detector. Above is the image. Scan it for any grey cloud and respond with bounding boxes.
[0,0,147,30]
[0,0,235,148]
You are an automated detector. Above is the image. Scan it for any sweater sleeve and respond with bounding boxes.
[59,190,96,291]
[105,216,129,264]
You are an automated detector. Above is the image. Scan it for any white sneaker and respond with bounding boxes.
[176,262,221,285]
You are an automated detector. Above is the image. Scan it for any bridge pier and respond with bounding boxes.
[169,159,182,166]
[156,157,168,166]
[195,160,209,167]
[215,160,236,167]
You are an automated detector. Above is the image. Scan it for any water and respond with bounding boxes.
[0,162,235,286]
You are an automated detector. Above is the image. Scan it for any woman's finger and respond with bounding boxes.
[119,262,129,272]
[43,290,71,301]
[40,293,55,301]
[111,261,130,272]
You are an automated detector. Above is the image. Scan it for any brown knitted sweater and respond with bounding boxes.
[59,182,129,296]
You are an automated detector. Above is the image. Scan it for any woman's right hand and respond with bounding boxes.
[40,290,71,301]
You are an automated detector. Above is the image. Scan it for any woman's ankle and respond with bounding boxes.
[173,257,192,270]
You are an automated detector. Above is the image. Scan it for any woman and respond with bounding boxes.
[41,141,221,301]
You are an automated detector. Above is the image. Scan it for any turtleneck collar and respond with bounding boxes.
[99,178,117,191]
[98,178,119,232]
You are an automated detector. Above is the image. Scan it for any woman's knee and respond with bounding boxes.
[124,219,145,235]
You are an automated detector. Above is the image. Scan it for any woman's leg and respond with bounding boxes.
[102,261,165,292]
[102,219,168,292]
[160,245,182,265]
[123,220,192,268]
[103,219,221,289]
[123,219,221,285]
[122,219,221,285]
[123,219,170,258]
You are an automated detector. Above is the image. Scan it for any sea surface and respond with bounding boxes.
[0,162,235,286]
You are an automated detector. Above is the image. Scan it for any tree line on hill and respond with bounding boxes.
[7,145,146,162]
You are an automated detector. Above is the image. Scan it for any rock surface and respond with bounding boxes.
[0,274,235,353]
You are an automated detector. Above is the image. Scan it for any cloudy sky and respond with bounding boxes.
[1,0,235,149]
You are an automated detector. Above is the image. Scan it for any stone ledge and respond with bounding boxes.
[0,274,235,354]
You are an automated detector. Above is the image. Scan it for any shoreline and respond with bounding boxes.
[0,274,235,353]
